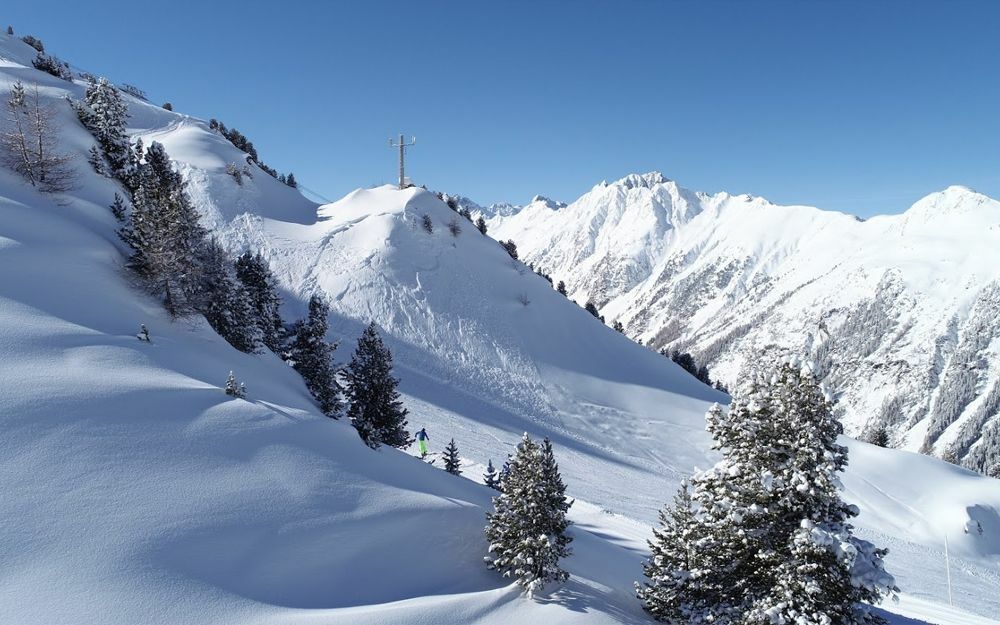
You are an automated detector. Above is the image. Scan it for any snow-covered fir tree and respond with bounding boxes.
[344,322,409,448]
[224,371,246,399]
[234,250,283,352]
[197,239,261,353]
[498,454,512,491]
[286,295,342,417]
[443,438,462,475]
[475,215,487,235]
[483,459,500,490]
[484,433,572,596]
[75,78,131,176]
[636,482,714,623]
[638,361,897,624]
[120,141,208,315]
[540,438,573,536]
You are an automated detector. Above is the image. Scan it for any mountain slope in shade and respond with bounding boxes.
[487,173,1000,471]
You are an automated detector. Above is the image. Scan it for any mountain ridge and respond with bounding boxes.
[487,172,1000,473]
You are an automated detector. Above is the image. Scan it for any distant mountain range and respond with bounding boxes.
[486,172,1000,475]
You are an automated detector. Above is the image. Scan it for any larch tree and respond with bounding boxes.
[1,81,74,192]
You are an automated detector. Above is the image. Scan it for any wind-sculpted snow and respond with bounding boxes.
[489,175,1000,470]
[2,30,1000,625]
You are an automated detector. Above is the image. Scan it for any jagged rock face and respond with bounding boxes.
[489,175,1000,470]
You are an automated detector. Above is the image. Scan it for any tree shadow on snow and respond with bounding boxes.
[534,578,649,625]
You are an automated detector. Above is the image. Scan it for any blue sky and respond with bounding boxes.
[7,0,1000,215]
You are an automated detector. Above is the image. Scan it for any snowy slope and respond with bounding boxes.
[487,173,1000,469]
[2,29,1000,625]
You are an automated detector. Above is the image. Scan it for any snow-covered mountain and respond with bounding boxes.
[487,172,1000,472]
[3,29,1000,625]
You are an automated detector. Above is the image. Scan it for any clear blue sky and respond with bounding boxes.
[7,0,1000,215]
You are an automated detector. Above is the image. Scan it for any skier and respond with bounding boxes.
[415,427,430,458]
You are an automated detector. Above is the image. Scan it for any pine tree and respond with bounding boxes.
[125,141,207,313]
[498,454,512,491]
[584,301,601,319]
[612,319,625,333]
[443,438,462,475]
[637,482,715,622]
[556,280,567,296]
[484,433,572,596]
[287,295,342,417]
[76,78,131,176]
[234,251,284,352]
[285,172,297,188]
[867,425,890,448]
[198,239,261,353]
[500,239,518,260]
[483,459,500,490]
[640,363,898,624]
[344,322,409,448]
[109,193,127,221]
[475,215,487,235]
[88,145,109,176]
[224,371,246,398]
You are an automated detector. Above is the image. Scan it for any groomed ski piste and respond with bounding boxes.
[1,31,999,625]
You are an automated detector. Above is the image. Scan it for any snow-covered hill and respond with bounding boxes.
[2,29,1000,625]
[487,172,1000,472]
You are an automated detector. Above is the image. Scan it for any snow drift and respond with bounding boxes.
[1,29,999,625]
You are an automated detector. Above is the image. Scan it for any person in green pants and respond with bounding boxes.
[415,427,430,458]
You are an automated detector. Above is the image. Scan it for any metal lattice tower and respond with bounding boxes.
[388,134,416,189]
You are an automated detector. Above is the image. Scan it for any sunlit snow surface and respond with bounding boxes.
[1,30,998,624]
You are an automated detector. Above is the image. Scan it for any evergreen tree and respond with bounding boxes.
[612,319,625,333]
[584,301,601,319]
[76,78,131,175]
[344,322,409,448]
[88,145,109,176]
[475,215,487,235]
[498,454,512,491]
[483,458,500,490]
[198,239,261,353]
[6,26,13,35]
[500,239,518,260]
[234,250,284,352]
[867,425,890,448]
[638,363,898,624]
[443,438,462,475]
[224,371,246,398]
[484,433,572,596]
[125,141,208,313]
[287,295,342,417]
[637,482,715,623]
[540,438,571,516]
[285,172,297,188]
[556,280,567,296]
